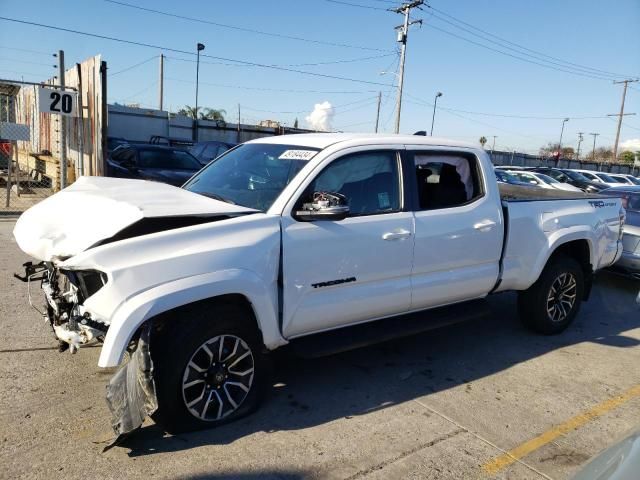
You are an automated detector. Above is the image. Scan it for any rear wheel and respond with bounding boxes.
[151,301,270,433]
[518,255,584,334]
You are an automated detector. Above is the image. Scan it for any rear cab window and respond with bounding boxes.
[406,151,484,210]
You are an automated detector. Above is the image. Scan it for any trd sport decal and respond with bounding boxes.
[311,277,357,289]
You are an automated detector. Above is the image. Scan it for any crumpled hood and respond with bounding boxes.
[13,176,256,261]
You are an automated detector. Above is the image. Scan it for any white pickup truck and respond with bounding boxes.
[13,134,624,437]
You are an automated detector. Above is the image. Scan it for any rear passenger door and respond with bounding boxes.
[407,149,503,310]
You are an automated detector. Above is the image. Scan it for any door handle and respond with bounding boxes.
[382,229,412,241]
[473,220,497,231]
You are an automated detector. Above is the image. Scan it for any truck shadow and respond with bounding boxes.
[120,272,639,457]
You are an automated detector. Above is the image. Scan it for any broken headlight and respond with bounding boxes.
[62,269,107,302]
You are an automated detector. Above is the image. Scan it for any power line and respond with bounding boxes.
[0,45,53,56]
[104,0,390,52]
[426,5,637,80]
[426,23,618,82]
[109,55,158,76]
[404,93,611,120]
[0,16,395,88]
[426,11,623,80]
[324,0,390,11]
[164,52,396,69]
[165,76,374,95]
[0,56,55,67]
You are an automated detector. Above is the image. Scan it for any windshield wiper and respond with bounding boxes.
[197,192,237,205]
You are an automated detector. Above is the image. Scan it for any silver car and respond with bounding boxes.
[603,187,640,279]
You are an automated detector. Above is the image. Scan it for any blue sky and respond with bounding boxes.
[1,0,639,153]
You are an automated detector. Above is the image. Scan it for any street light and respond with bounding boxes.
[194,42,205,141]
[558,117,569,160]
[430,91,442,136]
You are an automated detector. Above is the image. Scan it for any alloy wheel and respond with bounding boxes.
[181,334,255,421]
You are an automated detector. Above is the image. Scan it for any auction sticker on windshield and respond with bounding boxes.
[278,150,318,160]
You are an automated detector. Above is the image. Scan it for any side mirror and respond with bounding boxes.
[295,191,350,221]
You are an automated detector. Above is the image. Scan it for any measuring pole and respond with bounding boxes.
[374,91,381,133]
[58,50,67,190]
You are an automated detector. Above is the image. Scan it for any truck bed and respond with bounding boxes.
[499,183,603,202]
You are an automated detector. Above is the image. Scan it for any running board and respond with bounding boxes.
[288,299,491,358]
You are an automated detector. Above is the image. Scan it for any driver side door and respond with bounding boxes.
[280,148,414,338]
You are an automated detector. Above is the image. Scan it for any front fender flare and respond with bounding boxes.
[97,269,285,368]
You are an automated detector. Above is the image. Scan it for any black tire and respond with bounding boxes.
[150,300,271,434]
[518,254,584,334]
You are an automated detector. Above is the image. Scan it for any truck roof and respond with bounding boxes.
[247,133,478,150]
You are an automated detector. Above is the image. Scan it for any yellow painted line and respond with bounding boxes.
[483,384,640,476]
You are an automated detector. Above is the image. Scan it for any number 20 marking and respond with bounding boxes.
[49,92,73,114]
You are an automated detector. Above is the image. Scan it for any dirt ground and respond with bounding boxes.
[1,218,639,480]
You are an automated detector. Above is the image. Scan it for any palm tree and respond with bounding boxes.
[177,105,199,119]
[177,106,226,123]
[199,108,226,122]
[479,136,488,148]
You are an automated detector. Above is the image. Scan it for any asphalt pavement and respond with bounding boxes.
[1,218,639,480]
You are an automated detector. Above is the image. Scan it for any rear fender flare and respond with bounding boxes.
[97,269,284,368]
[528,229,595,288]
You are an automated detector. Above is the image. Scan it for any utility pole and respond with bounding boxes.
[492,136,497,152]
[374,91,381,133]
[430,91,442,136]
[576,132,584,160]
[558,117,569,158]
[57,49,67,190]
[158,54,164,111]
[392,0,423,134]
[589,133,600,162]
[611,79,638,162]
[194,42,205,142]
[237,103,241,143]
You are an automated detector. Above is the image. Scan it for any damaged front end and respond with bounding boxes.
[15,261,110,353]
[15,261,158,440]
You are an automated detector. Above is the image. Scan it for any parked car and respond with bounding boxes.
[106,145,202,187]
[529,167,609,193]
[573,428,640,480]
[505,170,582,192]
[609,173,640,186]
[149,135,194,149]
[572,169,623,187]
[494,169,534,186]
[13,134,624,436]
[601,186,640,279]
[189,141,236,166]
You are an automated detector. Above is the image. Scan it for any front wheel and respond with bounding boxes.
[518,255,585,334]
[151,302,270,433]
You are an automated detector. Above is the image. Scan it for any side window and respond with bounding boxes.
[202,143,223,161]
[139,150,200,169]
[411,152,483,210]
[301,150,401,216]
[114,149,136,165]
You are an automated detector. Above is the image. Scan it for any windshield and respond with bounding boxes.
[535,173,558,184]
[595,173,617,183]
[563,170,589,181]
[183,143,320,211]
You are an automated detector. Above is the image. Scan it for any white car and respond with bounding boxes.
[13,134,624,436]
[571,169,623,187]
[505,170,582,192]
[609,173,640,186]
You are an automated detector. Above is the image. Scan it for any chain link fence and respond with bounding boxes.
[0,89,54,214]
